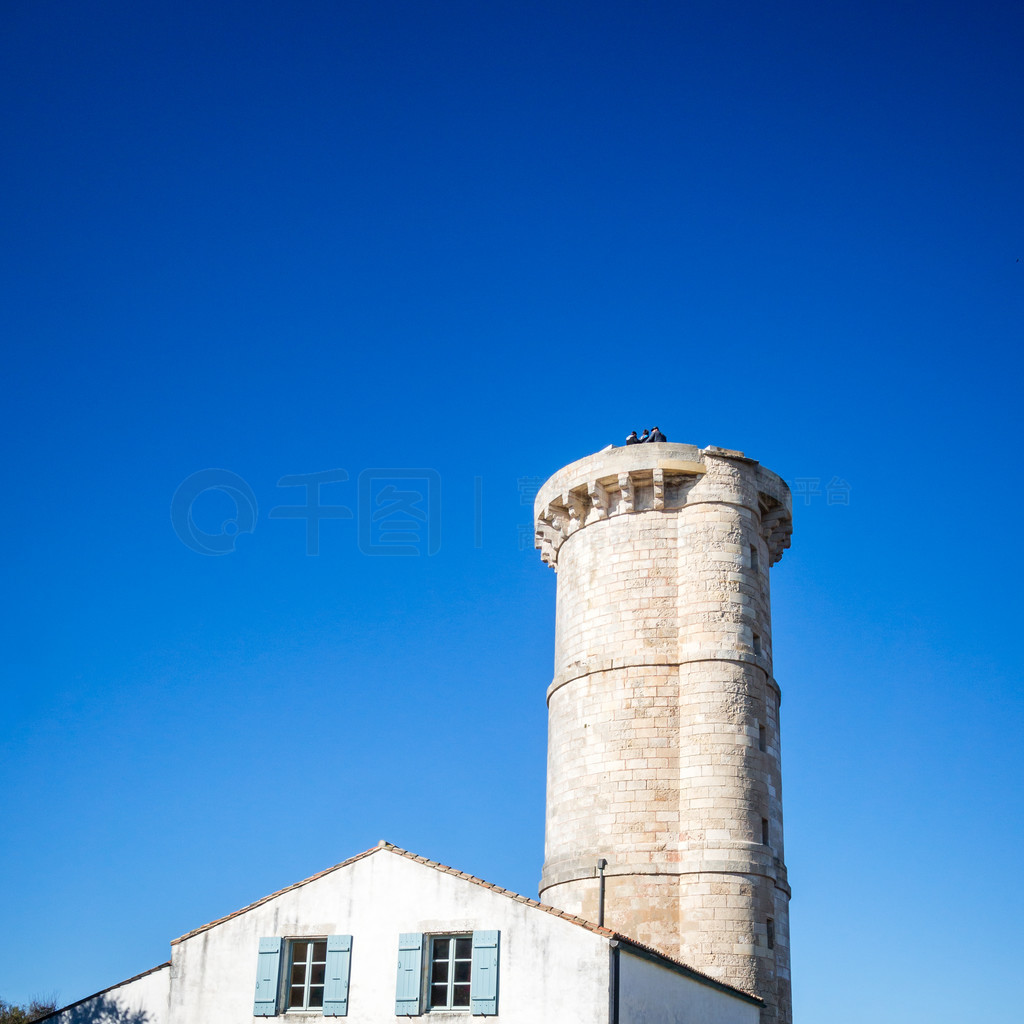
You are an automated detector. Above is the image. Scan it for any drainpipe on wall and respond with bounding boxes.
[609,939,620,1024]
[597,858,608,927]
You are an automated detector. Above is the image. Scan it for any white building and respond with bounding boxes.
[41,842,761,1024]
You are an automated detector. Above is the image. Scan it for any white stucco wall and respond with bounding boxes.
[46,962,170,1024]
[617,951,760,1024]
[168,848,613,1024]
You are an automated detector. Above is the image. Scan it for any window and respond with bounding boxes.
[750,544,759,574]
[288,939,328,1010]
[761,818,769,846]
[758,724,767,752]
[753,633,762,657]
[766,918,775,950]
[254,935,352,1017]
[429,935,473,1010]
[395,930,499,1016]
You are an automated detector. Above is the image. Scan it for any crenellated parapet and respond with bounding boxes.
[534,442,793,570]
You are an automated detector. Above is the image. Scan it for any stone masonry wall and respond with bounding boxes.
[535,443,793,1024]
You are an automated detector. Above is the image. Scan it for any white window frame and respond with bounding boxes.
[285,937,328,1012]
[427,933,473,1012]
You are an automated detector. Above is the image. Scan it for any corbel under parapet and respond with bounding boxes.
[534,522,560,567]
[653,468,665,511]
[759,505,792,567]
[617,473,634,514]
[563,490,587,535]
[587,480,610,521]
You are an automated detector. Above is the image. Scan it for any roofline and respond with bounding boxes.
[171,840,762,1004]
[171,839,622,946]
[171,842,384,944]
[31,961,171,1022]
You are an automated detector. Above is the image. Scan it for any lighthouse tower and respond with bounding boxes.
[533,441,794,1024]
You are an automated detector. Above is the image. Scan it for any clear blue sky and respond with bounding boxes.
[2,2,1022,1020]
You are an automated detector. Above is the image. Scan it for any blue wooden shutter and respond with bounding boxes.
[470,930,499,1015]
[394,932,423,1016]
[323,934,352,1016]
[253,936,282,1016]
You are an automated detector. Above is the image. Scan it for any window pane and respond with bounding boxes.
[431,960,449,983]
[312,941,327,962]
[291,963,305,985]
[293,940,309,961]
[454,937,472,959]
[310,964,326,986]
[430,984,448,1008]
[288,986,304,1008]
[454,960,471,983]
[453,984,471,1008]
[309,987,324,1008]
[433,937,450,959]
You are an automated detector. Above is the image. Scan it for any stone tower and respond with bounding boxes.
[533,441,794,1023]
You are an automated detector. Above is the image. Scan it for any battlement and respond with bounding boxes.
[534,442,793,570]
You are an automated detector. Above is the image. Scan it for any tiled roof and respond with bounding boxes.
[171,840,762,1006]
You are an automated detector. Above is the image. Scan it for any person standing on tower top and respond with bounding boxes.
[625,431,640,445]
[648,426,666,442]
[638,429,650,442]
